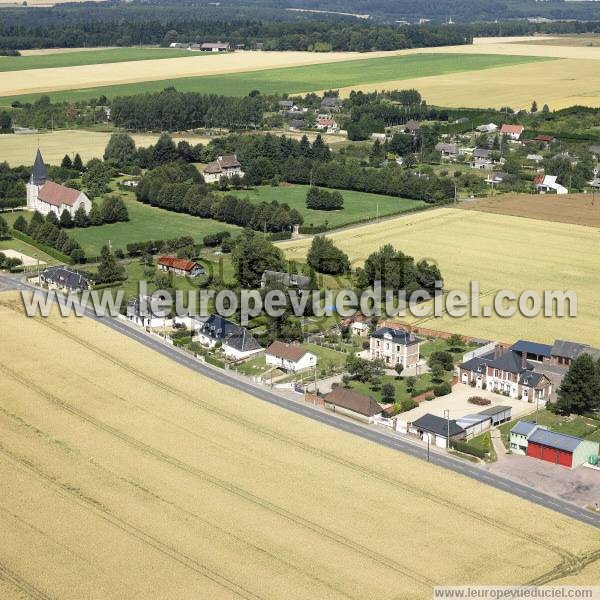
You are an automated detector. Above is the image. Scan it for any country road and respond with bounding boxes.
[2,272,599,530]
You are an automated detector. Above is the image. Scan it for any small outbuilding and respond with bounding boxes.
[324,388,382,424]
[477,405,512,426]
[456,413,492,439]
[409,414,465,449]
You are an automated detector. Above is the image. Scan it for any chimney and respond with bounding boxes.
[494,344,502,359]
[522,351,527,369]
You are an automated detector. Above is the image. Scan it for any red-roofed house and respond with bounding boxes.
[158,256,205,277]
[26,149,91,217]
[500,124,524,140]
[265,341,317,372]
[316,116,338,133]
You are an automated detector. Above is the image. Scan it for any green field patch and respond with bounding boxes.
[236,183,427,229]
[1,53,551,105]
[0,48,200,73]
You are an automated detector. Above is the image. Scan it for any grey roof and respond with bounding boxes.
[456,414,492,428]
[412,414,464,438]
[30,148,49,185]
[528,428,585,453]
[518,371,546,387]
[511,340,553,358]
[290,119,305,129]
[488,350,532,374]
[459,354,493,374]
[435,142,458,154]
[478,405,512,417]
[262,270,311,289]
[473,148,492,159]
[510,421,539,437]
[200,314,261,353]
[279,100,294,108]
[404,119,421,131]
[551,339,588,360]
[321,97,342,107]
[40,265,89,290]
[371,327,420,346]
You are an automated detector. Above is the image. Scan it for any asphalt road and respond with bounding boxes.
[2,273,599,529]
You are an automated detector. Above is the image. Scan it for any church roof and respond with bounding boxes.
[38,181,81,207]
[30,149,49,185]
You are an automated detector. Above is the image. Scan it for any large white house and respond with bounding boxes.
[203,154,244,184]
[26,149,91,217]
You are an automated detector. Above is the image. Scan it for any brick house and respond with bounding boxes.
[369,327,421,368]
[459,348,552,402]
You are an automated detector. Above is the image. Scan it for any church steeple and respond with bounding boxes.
[30,148,49,186]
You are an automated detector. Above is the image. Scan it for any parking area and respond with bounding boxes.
[397,383,536,425]
[488,454,600,507]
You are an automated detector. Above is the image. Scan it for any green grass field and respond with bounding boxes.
[1,53,549,105]
[0,236,59,265]
[0,48,198,72]
[238,184,427,229]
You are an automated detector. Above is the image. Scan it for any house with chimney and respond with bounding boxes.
[369,327,421,368]
[459,347,552,402]
[195,314,262,360]
[26,149,91,217]
[203,154,244,183]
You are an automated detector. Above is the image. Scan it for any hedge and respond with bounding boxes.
[10,228,72,264]
[267,231,292,241]
[450,440,487,459]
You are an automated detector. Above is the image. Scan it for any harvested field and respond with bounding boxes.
[279,208,600,346]
[516,35,600,48]
[0,129,210,166]
[0,52,546,104]
[461,193,600,229]
[0,292,599,598]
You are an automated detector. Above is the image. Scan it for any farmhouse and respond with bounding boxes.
[38,266,90,293]
[369,327,421,368]
[533,174,568,195]
[471,148,494,169]
[261,270,311,289]
[26,150,91,217]
[500,124,524,140]
[203,154,244,183]
[435,142,459,160]
[157,256,204,277]
[265,341,316,372]
[509,422,599,468]
[409,414,465,449]
[316,116,338,133]
[324,388,382,424]
[459,349,552,402]
[320,97,343,112]
[196,314,262,360]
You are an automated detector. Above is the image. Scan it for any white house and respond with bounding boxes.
[26,149,91,217]
[500,124,524,141]
[369,327,421,368]
[534,174,568,194]
[126,296,173,329]
[265,341,316,372]
[203,154,244,184]
[195,314,262,360]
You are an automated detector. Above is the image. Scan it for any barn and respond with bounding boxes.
[526,429,598,469]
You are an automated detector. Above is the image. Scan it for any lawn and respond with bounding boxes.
[0,48,196,72]
[279,207,600,347]
[69,195,239,257]
[235,184,427,229]
[0,236,59,266]
[0,53,547,104]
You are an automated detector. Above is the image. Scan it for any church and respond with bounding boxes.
[26,149,92,217]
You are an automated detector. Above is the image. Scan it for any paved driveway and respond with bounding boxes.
[488,454,600,507]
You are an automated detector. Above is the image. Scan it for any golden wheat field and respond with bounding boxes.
[280,208,600,346]
[1,291,599,599]
[0,129,210,166]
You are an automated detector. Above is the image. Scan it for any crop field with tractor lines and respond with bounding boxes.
[0,293,600,599]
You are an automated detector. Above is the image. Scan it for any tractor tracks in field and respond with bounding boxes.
[0,362,436,590]
[0,442,265,600]
[0,562,54,600]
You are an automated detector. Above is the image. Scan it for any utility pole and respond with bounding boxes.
[427,435,430,462]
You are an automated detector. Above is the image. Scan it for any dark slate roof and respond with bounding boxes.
[478,405,512,417]
[528,428,585,453]
[551,339,588,360]
[473,148,492,159]
[321,96,343,107]
[518,371,546,387]
[510,421,538,437]
[325,387,382,417]
[200,314,261,352]
[30,148,49,185]
[411,414,464,438]
[40,266,89,290]
[370,327,420,346]
[488,350,532,374]
[511,340,553,358]
[459,352,494,374]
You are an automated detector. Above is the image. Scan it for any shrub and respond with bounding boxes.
[433,382,452,397]
[468,396,491,406]
[450,440,486,459]
[400,398,418,412]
